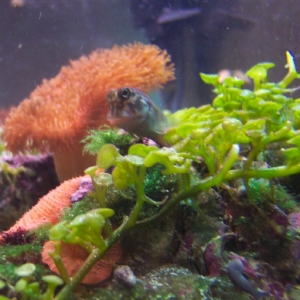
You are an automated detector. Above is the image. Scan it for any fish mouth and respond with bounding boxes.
[107,108,141,122]
[107,114,143,132]
[107,100,135,119]
[107,110,133,121]
[107,115,130,126]
[107,104,146,132]
[106,88,128,121]
[106,89,118,103]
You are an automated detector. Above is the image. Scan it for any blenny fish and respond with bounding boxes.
[106,87,168,146]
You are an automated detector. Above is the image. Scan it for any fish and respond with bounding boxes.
[130,1,255,110]
[106,87,168,146]
[227,259,269,299]
[157,7,201,24]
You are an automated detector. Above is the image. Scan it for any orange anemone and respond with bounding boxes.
[42,240,122,284]
[0,108,11,125]
[3,43,175,182]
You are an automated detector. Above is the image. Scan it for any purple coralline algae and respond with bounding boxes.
[203,242,222,276]
[289,212,300,229]
[70,176,94,203]
[267,282,285,300]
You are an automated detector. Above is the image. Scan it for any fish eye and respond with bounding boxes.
[119,87,131,100]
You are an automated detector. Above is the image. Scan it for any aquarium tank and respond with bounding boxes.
[1,0,300,299]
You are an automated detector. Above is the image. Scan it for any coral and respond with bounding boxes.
[2,43,175,181]
[0,108,11,125]
[42,241,122,284]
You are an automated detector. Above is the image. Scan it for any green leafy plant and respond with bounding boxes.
[42,52,300,299]
[0,263,63,300]
[82,125,134,155]
[51,141,238,299]
[167,51,300,182]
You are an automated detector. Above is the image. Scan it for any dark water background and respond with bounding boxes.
[0,0,299,110]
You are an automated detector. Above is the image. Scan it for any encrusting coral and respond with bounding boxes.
[42,241,122,284]
[3,43,175,182]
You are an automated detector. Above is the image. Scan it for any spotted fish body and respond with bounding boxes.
[106,87,168,145]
